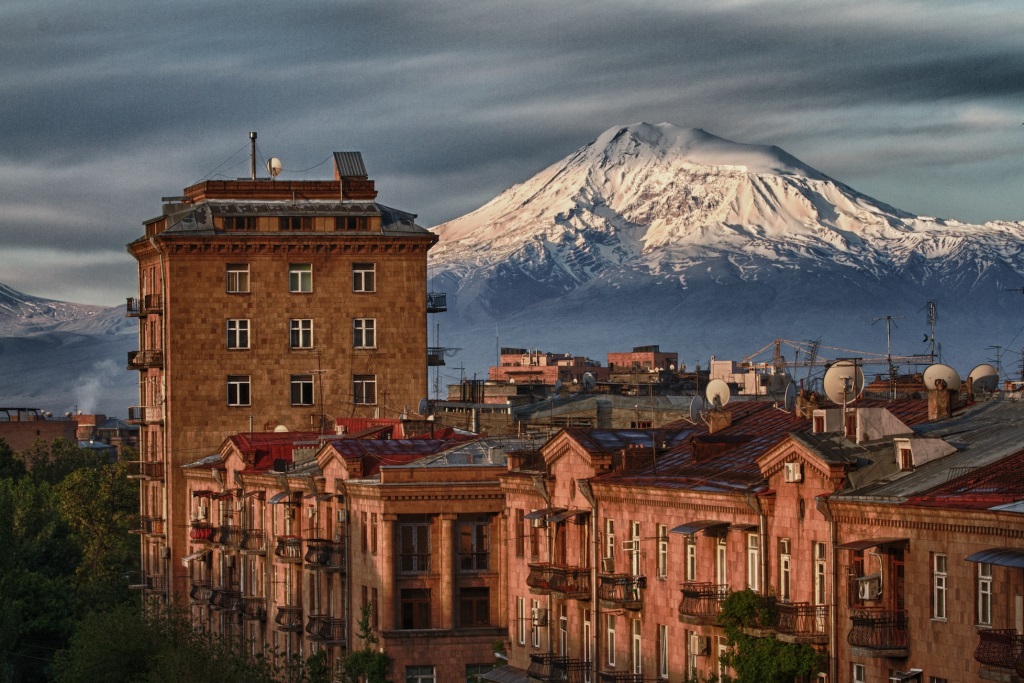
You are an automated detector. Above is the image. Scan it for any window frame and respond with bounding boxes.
[458,520,490,572]
[226,318,250,350]
[747,533,760,591]
[933,553,947,620]
[289,263,312,293]
[226,263,250,294]
[290,374,314,406]
[289,319,313,349]
[353,317,377,349]
[227,375,251,407]
[531,599,541,649]
[399,589,431,630]
[399,522,430,573]
[353,262,376,293]
[458,587,490,627]
[405,665,435,683]
[353,374,377,405]
[686,538,697,582]
[606,614,616,667]
[516,596,526,645]
[656,524,668,579]
[978,562,993,626]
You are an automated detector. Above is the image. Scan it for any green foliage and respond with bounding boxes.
[18,438,108,486]
[0,438,25,479]
[337,603,391,683]
[717,590,826,683]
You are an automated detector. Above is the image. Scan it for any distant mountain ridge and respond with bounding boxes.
[429,122,1024,378]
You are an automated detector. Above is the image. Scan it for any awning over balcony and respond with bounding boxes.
[669,520,730,536]
[303,492,337,501]
[836,537,909,551]
[482,665,530,683]
[268,492,299,505]
[889,669,922,681]
[966,548,1024,568]
[181,548,212,566]
[525,507,566,521]
[729,522,758,531]
[242,490,265,499]
[549,509,589,524]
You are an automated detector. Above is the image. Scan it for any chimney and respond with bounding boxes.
[796,390,819,420]
[706,407,732,434]
[927,386,955,421]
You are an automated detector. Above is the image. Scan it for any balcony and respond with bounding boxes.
[274,535,303,563]
[190,580,213,604]
[526,563,591,600]
[128,460,165,480]
[129,515,166,536]
[241,528,267,554]
[126,294,162,317]
[127,405,163,425]
[142,574,167,594]
[305,615,347,645]
[975,629,1024,676]
[210,589,241,612]
[241,596,267,622]
[678,582,728,625]
[215,525,243,548]
[527,654,590,683]
[848,608,908,656]
[427,347,446,367]
[598,674,659,683]
[304,538,345,572]
[127,349,164,371]
[275,606,303,632]
[399,552,431,574]
[598,574,645,611]
[426,291,447,313]
[776,603,829,644]
[190,522,214,542]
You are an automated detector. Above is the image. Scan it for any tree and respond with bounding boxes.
[337,603,391,683]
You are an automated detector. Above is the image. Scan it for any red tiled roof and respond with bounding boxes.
[906,449,1024,509]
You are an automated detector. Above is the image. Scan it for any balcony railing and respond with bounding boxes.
[210,589,241,612]
[305,615,347,644]
[776,603,829,643]
[304,538,345,571]
[127,405,163,425]
[598,674,660,683]
[274,535,303,562]
[528,654,591,683]
[459,551,490,572]
[241,528,267,553]
[399,552,430,573]
[127,349,164,371]
[129,515,166,536]
[848,608,908,652]
[427,347,446,367]
[598,574,645,610]
[275,606,303,632]
[975,628,1024,673]
[190,580,213,604]
[128,460,165,479]
[527,563,591,599]
[190,522,214,542]
[142,574,167,594]
[241,596,267,622]
[426,291,447,313]
[678,582,728,623]
[126,294,162,317]
[215,525,243,547]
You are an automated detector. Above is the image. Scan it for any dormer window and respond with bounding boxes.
[279,216,312,231]
[335,215,370,231]
[899,447,913,471]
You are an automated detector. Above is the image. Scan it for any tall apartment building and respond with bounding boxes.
[126,149,439,602]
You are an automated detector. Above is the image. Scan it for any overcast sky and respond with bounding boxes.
[2,0,1023,305]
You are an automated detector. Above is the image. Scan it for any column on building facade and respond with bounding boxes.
[380,513,397,632]
[439,512,457,630]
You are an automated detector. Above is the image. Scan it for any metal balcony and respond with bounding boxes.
[126,294,162,317]
[142,574,167,594]
[598,574,645,611]
[129,515,166,536]
[975,628,1024,675]
[305,615,347,644]
[275,606,303,632]
[274,535,303,562]
[776,603,829,644]
[528,654,590,683]
[210,589,241,612]
[598,674,659,683]
[427,347,446,367]
[215,525,243,548]
[678,582,728,625]
[527,563,591,600]
[127,405,163,425]
[127,460,165,480]
[426,291,447,313]
[127,349,164,371]
[241,528,267,554]
[304,538,345,572]
[848,608,908,656]
[190,580,213,604]
[241,596,267,622]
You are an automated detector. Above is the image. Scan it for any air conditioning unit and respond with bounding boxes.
[197,504,208,520]
[857,574,882,601]
[784,462,803,483]
[532,517,548,529]
[601,557,615,573]
[533,608,548,626]
[690,633,710,656]
[337,509,347,523]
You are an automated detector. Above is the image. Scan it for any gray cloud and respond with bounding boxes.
[1,0,1022,304]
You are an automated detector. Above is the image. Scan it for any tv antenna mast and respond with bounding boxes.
[922,300,937,362]
[309,349,328,434]
[872,315,903,399]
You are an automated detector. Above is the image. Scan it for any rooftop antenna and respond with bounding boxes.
[249,132,257,180]
[922,300,937,362]
[309,349,328,434]
[988,345,1005,380]
[872,315,903,399]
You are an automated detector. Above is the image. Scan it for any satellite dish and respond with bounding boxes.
[923,363,962,392]
[266,157,282,177]
[689,395,704,422]
[273,425,289,432]
[968,363,999,392]
[784,382,797,412]
[417,397,429,416]
[705,379,731,408]
[582,372,595,392]
[822,361,865,405]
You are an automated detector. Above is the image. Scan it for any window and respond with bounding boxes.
[336,215,370,231]
[605,518,615,560]
[583,611,592,683]
[459,520,489,571]
[279,216,312,231]
[371,587,378,628]
[717,637,728,680]
[630,521,641,576]
[289,263,312,293]
[405,665,435,683]
[399,521,430,572]
[716,535,728,586]
[353,318,376,348]
[606,614,616,666]
[899,447,913,470]
[686,538,697,581]
[978,562,993,626]
[517,597,526,645]
[559,605,568,654]
[531,600,541,648]
[361,511,368,553]
[223,216,255,231]
[353,374,377,405]
[814,542,827,605]
[852,663,866,683]
[466,664,495,683]
[371,512,378,555]
[353,262,376,292]
[459,587,490,627]
[400,589,431,629]
[656,524,668,579]
[515,510,525,558]
[290,374,314,405]
[657,623,668,679]
[780,539,792,603]
[631,618,642,674]
[226,319,249,349]
[933,554,947,620]
[227,375,250,406]
[747,534,759,590]
[226,263,250,293]
[290,319,313,348]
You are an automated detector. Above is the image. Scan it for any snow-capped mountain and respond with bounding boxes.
[429,122,1024,379]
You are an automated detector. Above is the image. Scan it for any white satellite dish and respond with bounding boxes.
[273,424,289,432]
[968,363,999,392]
[783,382,797,412]
[923,363,962,392]
[705,379,731,408]
[822,361,865,405]
[689,395,704,422]
[582,372,596,392]
[266,157,282,177]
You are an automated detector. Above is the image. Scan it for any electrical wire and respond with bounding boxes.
[194,142,250,185]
